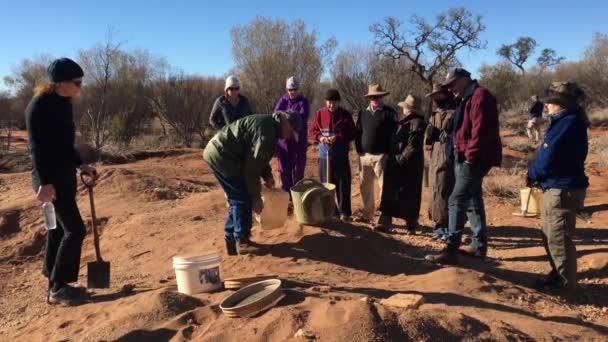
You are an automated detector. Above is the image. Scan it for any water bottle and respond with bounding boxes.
[43,202,57,230]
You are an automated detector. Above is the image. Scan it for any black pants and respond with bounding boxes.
[319,155,352,217]
[37,173,86,285]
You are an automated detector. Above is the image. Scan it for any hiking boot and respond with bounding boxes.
[459,245,487,259]
[48,287,83,306]
[533,270,561,290]
[225,238,237,256]
[340,215,352,222]
[373,224,391,233]
[237,237,264,255]
[425,247,459,265]
[405,224,417,235]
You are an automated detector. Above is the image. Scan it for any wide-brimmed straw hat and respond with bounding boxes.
[425,83,446,98]
[398,94,422,113]
[364,84,390,97]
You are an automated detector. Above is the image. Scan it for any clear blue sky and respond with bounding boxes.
[1,0,607,85]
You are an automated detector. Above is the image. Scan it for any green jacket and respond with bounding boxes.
[203,114,278,201]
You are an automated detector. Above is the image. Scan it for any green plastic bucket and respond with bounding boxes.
[290,179,336,225]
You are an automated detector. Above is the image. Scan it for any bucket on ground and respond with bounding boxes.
[290,179,336,225]
[520,187,542,215]
[173,252,222,295]
[255,189,289,229]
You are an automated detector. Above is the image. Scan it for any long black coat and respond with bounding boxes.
[379,113,426,222]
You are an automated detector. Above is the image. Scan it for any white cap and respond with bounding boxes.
[225,75,241,91]
[286,76,299,90]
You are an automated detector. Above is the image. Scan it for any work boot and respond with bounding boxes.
[459,245,487,259]
[340,215,352,222]
[374,215,392,233]
[533,270,561,290]
[48,286,83,306]
[225,238,237,256]
[425,246,459,265]
[237,237,264,256]
[405,222,418,235]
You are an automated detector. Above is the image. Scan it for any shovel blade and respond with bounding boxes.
[87,261,111,288]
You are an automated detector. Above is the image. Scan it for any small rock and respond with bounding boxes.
[314,286,331,293]
[359,296,369,303]
[295,328,316,339]
[192,215,203,221]
[380,294,425,310]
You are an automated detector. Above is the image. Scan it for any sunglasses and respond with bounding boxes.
[72,79,82,87]
[369,96,382,100]
[227,87,240,91]
[288,88,298,92]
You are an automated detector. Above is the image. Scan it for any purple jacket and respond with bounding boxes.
[274,94,310,145]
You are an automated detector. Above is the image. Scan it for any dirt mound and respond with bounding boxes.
[94,168,211,201]
[0,210,20,237]
[100,149,193,165]
[0,151,31,173]
[13,288,208,342]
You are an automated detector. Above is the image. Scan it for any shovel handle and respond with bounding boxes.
[82,174,103,262]
[81,173,96,188]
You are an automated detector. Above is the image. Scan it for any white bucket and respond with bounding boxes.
[520,188,542,215]
[172,252,222,295]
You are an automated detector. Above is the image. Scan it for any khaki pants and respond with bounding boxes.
[359,154,386,220]
[541,188,585,290]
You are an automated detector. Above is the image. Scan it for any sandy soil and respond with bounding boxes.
[0,129,606,341]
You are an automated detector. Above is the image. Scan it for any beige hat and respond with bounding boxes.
[225,75,241,91]
[364,84,390,97]
[425,84,446,98]
[398,94,422,112]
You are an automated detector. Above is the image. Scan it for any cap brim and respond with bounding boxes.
[364,92,390,97]
[425,90,443,98]
[441,76,458,87]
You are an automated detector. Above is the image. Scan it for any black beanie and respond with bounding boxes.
[325,88,341,101]
[47,58,84,83]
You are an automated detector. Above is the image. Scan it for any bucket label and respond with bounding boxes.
[199,267,220,285]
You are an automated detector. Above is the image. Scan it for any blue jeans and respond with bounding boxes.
[212,169,252,241]
[446,161,489,251]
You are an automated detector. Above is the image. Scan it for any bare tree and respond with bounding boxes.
[3,55,53,124]
[497,36,537,75]
[370,7,486,96]
[78,28,122,148]
[231,17,336,113]
[331,45,427,112]
[0,92,17,151]
[149,74,222,147]
[536,48,565,73]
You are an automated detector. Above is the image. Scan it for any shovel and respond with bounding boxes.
[81,174,110,288]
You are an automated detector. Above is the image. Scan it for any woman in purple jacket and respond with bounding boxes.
[274,76,310,194]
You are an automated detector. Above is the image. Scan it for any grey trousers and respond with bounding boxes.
[541,188,586,290]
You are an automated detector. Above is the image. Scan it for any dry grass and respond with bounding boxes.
[484,167,526,203]
[590,135,608,168]
[502,135,538,154]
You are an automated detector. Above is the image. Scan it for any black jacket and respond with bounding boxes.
[209,95,253,129]
[25,92,82,187]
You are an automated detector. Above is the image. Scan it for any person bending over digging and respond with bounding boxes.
[203,112,302,256]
